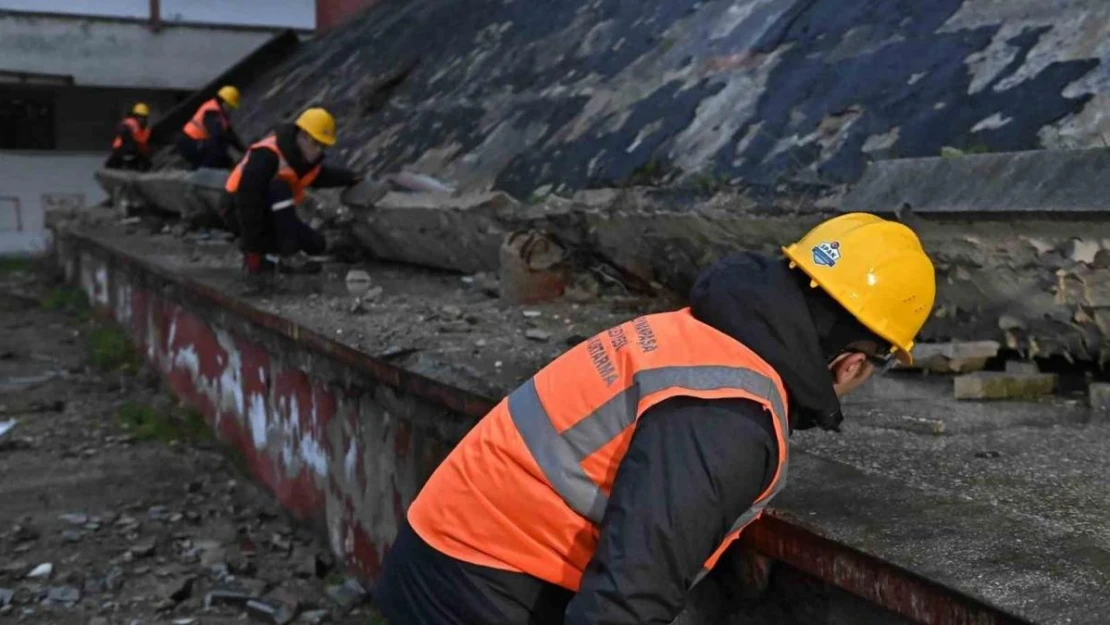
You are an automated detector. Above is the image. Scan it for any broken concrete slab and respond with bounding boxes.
[1089,382,1110,414]
[95,169,227,225]
[953,371,1059,401]
[845,148,1110,215]
[901,341,1000,373]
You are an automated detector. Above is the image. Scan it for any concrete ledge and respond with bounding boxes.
[845,149,1110,215]
[55,229,1050,625]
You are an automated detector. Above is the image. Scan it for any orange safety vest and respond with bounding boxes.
[224,135,322,205]
[182,98,228,141]
[408,308,791,591]
[112,117,151,152]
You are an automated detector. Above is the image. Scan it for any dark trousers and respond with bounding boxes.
[234,180,327,257]
[104,151,151,172]
[375,520,573,625]
[176,134,234,170]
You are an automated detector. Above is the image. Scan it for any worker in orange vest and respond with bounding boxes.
[223,107,362,275]
[376,214,937,624]
[105,102,152,171]
[176,85,246,170]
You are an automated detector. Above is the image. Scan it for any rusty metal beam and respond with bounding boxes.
[60,230,1034,625]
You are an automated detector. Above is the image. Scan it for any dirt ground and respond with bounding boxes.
[0,261,381,624]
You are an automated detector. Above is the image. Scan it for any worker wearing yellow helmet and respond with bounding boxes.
[376,213,935,625]
[176,85,246,170]
[105,102,153,172]
[222,107,363,275]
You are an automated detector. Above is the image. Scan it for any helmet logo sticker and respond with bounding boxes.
[812,241,841,267]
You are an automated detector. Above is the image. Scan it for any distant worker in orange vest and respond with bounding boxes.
[105,102,153,172]
[176,85,246,170]
[223,107,362,275]
[376,214,937,624]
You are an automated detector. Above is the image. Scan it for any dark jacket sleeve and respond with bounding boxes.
[115,122,137,153]
[234,148,279,254]
[311,163,360,188]
[203,111,246,152]
[564,396,779,625]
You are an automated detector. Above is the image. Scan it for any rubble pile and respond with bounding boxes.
[0,266,381,625]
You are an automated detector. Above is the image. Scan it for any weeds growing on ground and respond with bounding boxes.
[117,402,215,443]
[87,325,137,371]
[42,286,90,318]
[0,257,35,274]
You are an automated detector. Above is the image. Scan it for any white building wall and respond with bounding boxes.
[0,152,107,255]
[0,0,315,30]
[0,14,279,90]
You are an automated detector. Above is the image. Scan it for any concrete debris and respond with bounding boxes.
[246,598,296,625]
[1004,361,1041,375]
[387,171,455,194]
[1088,383,1110,414]
[500,232,569,304]
[43,585,81,606]
[325,578,367,613]
[129,539,156,558]
[59,513,89,526]
[953,372,1059,401]
[205,589,254,609]
[164,576,195,603]
[0,419,16,440]
[903,341,1000,373]
[0,588,13,606]
[26,563,52,579]
[344,270,373,296]
[524,329,552,342]
[338,178,391,209]
[298,609,330,624]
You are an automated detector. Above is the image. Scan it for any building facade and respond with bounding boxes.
[0,0,316,254]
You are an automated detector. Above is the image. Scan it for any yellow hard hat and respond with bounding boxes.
[782,213,936,365]
[132,102,150,116]
[217,85,241,109]
[295,107,337,146]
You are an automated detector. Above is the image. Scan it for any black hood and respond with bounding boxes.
[689,252,843,431]
[275,123,324,175]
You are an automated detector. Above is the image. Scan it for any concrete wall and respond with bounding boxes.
[0,13,278,89]
[0,151,106,255]
[0,0,315,29]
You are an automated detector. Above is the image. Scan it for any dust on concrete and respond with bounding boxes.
[83,223,676,397]
[0,263,381,624]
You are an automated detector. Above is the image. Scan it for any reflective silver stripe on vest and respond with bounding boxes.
[508,379,610,523]
[505,365,789,526]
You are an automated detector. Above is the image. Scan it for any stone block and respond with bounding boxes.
[953,372,1057,401]
[499,231,569,305]
[1088,382,1110,413]
[903,341,1000,373]
[1004,360,1040,374]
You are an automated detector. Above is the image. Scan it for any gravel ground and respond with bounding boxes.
[0,261,382,625]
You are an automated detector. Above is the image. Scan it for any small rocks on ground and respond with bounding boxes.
[326,578,368,614]
[524,329,551,342]
[43,585,81,606]
[26,563,53,579]
[59,513,89,525]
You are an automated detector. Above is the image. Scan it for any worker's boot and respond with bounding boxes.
[240,253,279,296]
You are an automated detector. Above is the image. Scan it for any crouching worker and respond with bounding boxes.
[177,85,245,170]
[224,107,361,274]
[105,102,152,171]
[376,213,937,624]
